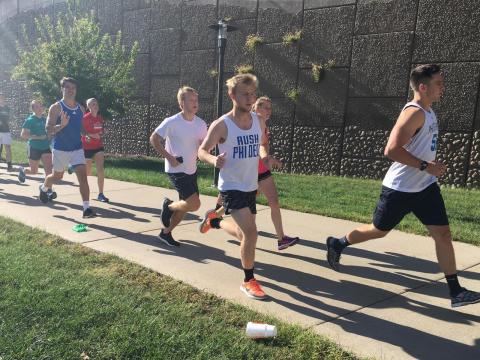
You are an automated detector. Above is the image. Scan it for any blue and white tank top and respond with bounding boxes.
[382,101,438,192]
[52,100,84,151]
[218,112,262,192]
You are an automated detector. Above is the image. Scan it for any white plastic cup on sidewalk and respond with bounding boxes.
[245,322,277,339]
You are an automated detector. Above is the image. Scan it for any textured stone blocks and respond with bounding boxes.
[355,0,417,35]
[181,2,216,51]
[180,49,216,99]
[414,0,480,62]
[301,5,355,67]
[123,8,150,53]
[254,43,298,98]
[291,126,342,175]
[346,98,404,130]
[257,1,302,43]
[343,126,389,159]
[431,62,480,132]
[296,68,349,127]
[150,29,180,75]
[349,32,413,97]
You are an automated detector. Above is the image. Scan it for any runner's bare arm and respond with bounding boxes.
[45,103,68,138]
[385,107,445,176]
[149,131,179,166]
[198,119,227,168]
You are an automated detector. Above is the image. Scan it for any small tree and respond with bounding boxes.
[12,6,138,118]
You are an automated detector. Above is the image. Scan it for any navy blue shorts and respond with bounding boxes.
[373,182,449,231]
[220,190,257,215]
[167,172,199,200]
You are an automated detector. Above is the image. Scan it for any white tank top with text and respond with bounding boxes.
[218,112,262,192]
[382,101,439,192]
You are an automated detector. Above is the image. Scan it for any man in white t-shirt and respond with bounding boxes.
[150,86,207,246]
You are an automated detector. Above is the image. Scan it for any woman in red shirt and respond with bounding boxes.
[199,96,299,250]
[82,98,109,202]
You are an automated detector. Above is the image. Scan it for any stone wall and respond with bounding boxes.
[1,0,479,187]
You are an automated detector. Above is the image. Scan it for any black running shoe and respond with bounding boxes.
[83,208,97,219]
[157,229,180,247]
[18,167,26,183]
[161,197,173,228]
[326,236,342,271]
[39,185,49,204]
[451,288,480,308]
[47,189,57,201]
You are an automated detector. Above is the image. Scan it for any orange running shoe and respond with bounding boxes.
[240,278,267,300]
[199,208,218,233]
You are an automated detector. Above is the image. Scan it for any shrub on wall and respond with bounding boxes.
[12,5,138,118]
[245,34,264,53]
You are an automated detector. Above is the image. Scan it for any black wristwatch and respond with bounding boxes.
[419,160,428,171]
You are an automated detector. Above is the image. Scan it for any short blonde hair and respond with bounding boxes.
[252,96,271,111]
[31,100,42,111]
[226,74,258,94]
[177,86,198,106]
[86,98,97,108]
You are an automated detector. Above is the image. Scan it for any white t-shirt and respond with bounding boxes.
[154,112,207,174]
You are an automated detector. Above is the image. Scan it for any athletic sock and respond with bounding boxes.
[215,203,222,211]
[41,184,49,192]
[445,273,463,297]
[335,236,350,251]
[83,201,90,211]
[210,217,222,229]
[243,268,254,282]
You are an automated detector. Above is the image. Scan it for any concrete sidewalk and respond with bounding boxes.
[1,167,479,360]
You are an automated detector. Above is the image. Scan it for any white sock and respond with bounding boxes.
[83,201,90,210]
[41,184,48,192]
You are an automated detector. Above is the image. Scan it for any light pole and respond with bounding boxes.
[208,19,238,187]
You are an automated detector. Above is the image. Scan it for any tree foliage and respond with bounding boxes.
[12,5,139,118]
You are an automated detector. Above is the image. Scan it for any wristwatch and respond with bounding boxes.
[419,160,428,171]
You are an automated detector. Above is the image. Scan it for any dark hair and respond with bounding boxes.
[410,64,442,91]
[60,77,77,88]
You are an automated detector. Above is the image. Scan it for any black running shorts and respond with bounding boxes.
[373,182,449,231]
[167,172,199,200]
[220,190,257,215]
[258,170,272,182]
[28,147,51,161]
[84,147,104,159]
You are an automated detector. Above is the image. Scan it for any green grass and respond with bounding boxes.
[7,140,480,246]
[0,216,356,359]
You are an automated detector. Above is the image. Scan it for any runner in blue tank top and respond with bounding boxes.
[325,64,480,308]
[40,77,96,218]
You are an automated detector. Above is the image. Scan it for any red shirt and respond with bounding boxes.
[82,112,104,150]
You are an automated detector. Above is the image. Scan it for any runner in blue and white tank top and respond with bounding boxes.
[325,64,480,308]
[198,74,270,301]
[40,77,96,219]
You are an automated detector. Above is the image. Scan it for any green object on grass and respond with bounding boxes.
[72,224,88,232]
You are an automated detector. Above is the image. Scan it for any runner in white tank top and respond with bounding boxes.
[382,101,438,192]
[198,74,270,300]
[217,111,262,192]
[325,64,480,308]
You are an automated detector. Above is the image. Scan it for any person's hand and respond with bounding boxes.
[215,152,227,168]
[426,161,447,177]
[267,156,282,170]
[168,154,180,167]
[60,111,69,128]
